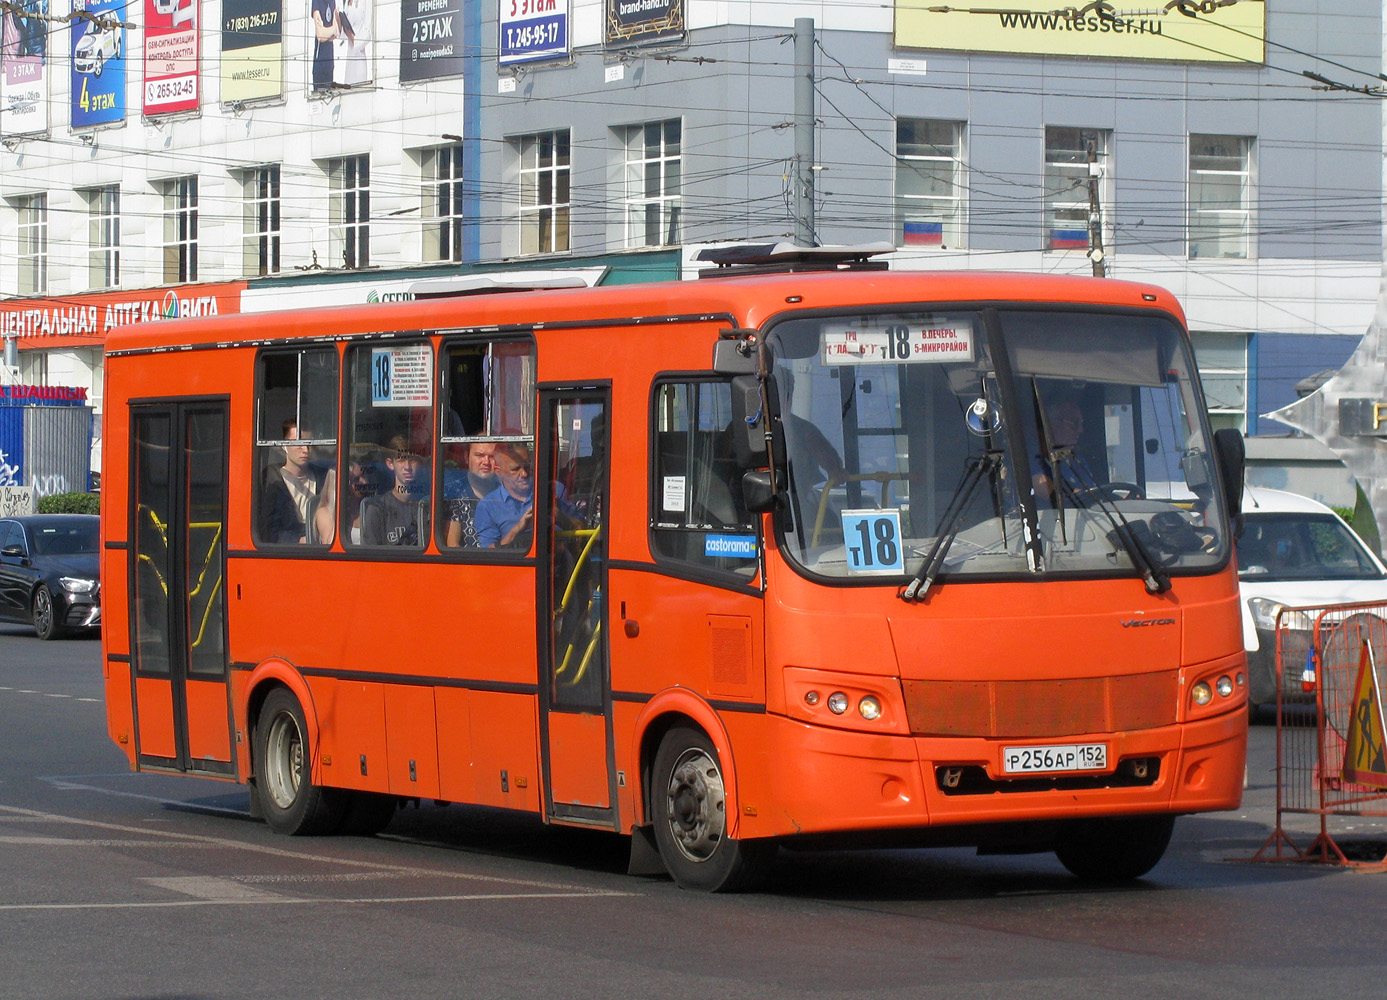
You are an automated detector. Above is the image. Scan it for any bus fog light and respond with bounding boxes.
[804,690,821,707]
[1216,675,1234,698]
[827,692,849,715]
[1236,672,1245,688]
[858,696,882,720]
[1192,682,1213,706]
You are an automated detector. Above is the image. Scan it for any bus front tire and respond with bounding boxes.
[1054,814,1175,881]
[651,725,771,892]
[254,688,344,836]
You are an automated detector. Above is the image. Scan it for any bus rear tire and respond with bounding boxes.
[651,725,771,892]
[1054,814,1175,881]
[254,688,345,836]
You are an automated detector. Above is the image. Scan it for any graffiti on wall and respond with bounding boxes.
[0,448,18,487]
[0,486,34,516]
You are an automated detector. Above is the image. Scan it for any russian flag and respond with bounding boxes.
[1050,228,1089,250]
[902,221,943,246]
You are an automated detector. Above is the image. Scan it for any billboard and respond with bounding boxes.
[1,0,49,136]
[401,0,463,81]
[143,0,201,115]
[311,0,374,91]
[894,0,1266,64]
[222,0,283,103]
[71,0,126,129]
[605,0,684,49]
[499,0,568,66]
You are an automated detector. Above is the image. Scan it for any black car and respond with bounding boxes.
[0,514,101,640]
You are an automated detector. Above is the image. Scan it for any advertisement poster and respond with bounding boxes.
[605,0,684,49]
[311,0,373,91]
[499,0,568,66]
[71,0,126,129]
[223,0,283,103]
[143,0,200,115]
[400,0,463,81]
[1,0,49,136]
[894,0,1265,63]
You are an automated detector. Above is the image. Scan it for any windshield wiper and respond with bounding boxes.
[1048,450,1171,594]
[901,450,1003,602]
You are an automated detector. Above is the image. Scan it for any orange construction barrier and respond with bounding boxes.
[1253,601,1387,870]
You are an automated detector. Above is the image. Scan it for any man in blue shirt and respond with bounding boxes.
[476,443,536,549]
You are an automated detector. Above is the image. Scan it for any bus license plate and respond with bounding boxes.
[1001,743,1107,775]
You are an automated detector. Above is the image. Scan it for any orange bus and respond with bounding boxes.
[100,246,1248,890]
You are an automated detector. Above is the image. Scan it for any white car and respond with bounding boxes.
[74,27,120,77]
[1238,486,1387,708]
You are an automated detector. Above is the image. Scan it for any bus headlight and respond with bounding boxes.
[827,692,849,715]
[1216,675,1234,698]
[1192,682,1213,706]
[858,696,882,720]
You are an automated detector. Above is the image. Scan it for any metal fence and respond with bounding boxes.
[1253,601,1387,870]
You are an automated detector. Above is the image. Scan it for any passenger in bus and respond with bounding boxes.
[475,442,536,549]
[445,442,500,548]
[314,455,379,546]
[259,419,328,544]
[359,436,428,546]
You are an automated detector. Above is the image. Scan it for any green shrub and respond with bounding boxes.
[38,492,100,515]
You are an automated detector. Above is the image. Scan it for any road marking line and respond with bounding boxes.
[143,876,290,902]
[0,891,632,912]
[76,698,101,703]
[0,836,219,847]
[43,693,71,699]
[0,804,616,892]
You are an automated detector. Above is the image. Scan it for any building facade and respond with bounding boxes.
[1,0,1380,479]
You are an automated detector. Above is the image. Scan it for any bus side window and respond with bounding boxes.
[437,339,535,551]
[345,342,434,550]
[650,380,758,579]
[253,348,338,548]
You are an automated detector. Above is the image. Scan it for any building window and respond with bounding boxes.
[161,176,198,283]
[82,186,120,289]
[13,194,47,295]
[1189,134,1252,260]
[242,165,281,277]
[896,119,964,249]
[513,130,570,255]
[1192,332,1248,433]
[328,155,370,268]
[421,144,465,262]
[622,120,681,248]
[1044,127,1110,253]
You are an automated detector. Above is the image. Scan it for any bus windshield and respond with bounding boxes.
[770,307,1230,583]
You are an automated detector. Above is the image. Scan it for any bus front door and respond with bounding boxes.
[537,388,617,829]
[128,402,234,776]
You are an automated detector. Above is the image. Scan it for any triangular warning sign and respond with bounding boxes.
[1343,641,1387,789]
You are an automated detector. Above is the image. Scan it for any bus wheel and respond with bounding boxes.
[651,726,771,892]
[254,688,344,836]
[1054,814,1175,881]
[339,792,396,837]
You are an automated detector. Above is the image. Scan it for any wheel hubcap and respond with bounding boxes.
[665,747,727,863]
[264,711,303,810]
[34,591,51,632]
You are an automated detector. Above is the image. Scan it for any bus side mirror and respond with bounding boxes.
[712,336,758,375]
[742,470,782,513]
[1213,428,1245,522]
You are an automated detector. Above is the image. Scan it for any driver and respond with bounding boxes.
[1033,395,1084,504]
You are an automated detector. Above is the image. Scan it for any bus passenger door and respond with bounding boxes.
[537,388,617,829]
[129,402,234,776]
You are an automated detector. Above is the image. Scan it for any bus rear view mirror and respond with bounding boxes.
[1213,428,1244,521]
[742,470,781,513]
[712,337,758,375]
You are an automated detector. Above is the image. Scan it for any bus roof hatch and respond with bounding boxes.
[694,242,893,278]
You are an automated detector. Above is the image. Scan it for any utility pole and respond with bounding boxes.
[1086,140,1106,277]
[793,17,816,246]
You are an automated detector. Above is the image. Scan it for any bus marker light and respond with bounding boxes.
[1192,682,1213,706]
[858,696,882,720]
[804,690,820,706]
[828,692,849,715]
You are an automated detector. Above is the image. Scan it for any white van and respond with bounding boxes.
[1238,486,1387,708]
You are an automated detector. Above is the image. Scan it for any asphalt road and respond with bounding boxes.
[2,623,1385,1000]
